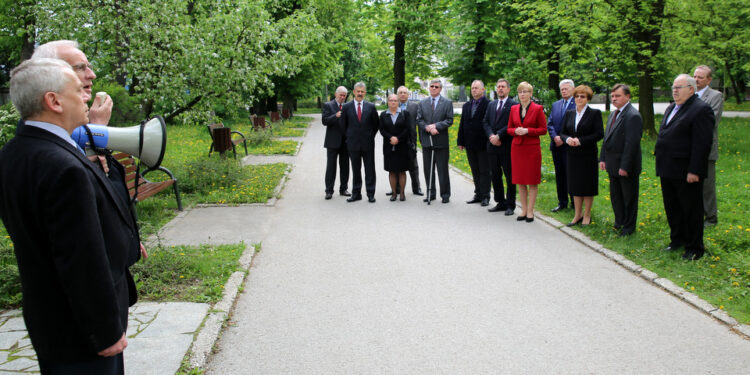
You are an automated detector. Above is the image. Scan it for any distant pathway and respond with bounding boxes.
[205,114,750,374]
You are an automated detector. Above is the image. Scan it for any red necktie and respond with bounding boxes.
[357,102,362,121]
[339,103,342,111]
[612,109,620,125]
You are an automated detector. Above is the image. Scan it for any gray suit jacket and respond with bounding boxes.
[600,102,643,176]
[699,87,723,160]
[416,95,454,148]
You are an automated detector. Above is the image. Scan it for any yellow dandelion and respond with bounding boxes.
[732,282,740,287]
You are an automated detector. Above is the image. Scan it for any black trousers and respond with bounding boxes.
[609,172,639,234]
[660,177,704,253]
[325,145,349,193]
[423,147,450,198]
[39,353,124,375]
[349,148,376,198]
[550,143,572,207]
[465,147,490,199]
[488,150,515,208]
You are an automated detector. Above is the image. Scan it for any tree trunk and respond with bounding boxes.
[637,72,656,138]
[164,94,203,123]
[726,61,744,104]
[547,50,561,99]
[632,0,665,138]
[20,10,35,61]
[470,38,486,81]
[393,30,405,90]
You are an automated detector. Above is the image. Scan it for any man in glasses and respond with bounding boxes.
[655,74,713,260]
[417,79,454,203]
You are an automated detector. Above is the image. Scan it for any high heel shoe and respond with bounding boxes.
[525,216,534,223]
[582,217,592,226]
[399,194,405,201]
[516,215,527,221]
[567,217,583,227]
[389,195,397,202]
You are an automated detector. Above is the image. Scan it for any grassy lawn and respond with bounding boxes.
[0,115,310,309]
[448,114,750,324]
[723,100,750,111]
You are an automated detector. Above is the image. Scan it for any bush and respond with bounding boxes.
[91,80,143,127]
[0,103,19,148]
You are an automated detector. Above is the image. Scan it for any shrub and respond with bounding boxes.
[91,80,143,127]
[0,103,19,148]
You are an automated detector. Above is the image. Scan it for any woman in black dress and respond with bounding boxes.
[560,85,603,226]
[380,94,411,201]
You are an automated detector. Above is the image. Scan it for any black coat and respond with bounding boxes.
[0,125,140,361]
[560,106,604,156]
[457,97,490,150]
[599,102,643,176]
[342,100,379,152]
[321,99,346,149]
[655,94,714,179]
[482,97,517,153]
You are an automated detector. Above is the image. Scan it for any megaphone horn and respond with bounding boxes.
[71,116,167,170]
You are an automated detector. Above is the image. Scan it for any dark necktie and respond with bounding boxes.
[432,98,436,111]
[357,102,362,121]
[339,103,342,111]
[611,109,620,126]
[495,100,504,122]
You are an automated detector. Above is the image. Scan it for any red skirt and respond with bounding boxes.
[511,143,542,185]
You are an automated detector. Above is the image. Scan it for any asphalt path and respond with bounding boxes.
[206,114,750,374]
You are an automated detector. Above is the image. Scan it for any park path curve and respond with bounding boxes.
[205,114,750,374]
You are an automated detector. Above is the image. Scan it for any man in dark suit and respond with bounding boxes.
[321,86,350,200]
[483,79,518,215]
[599,84,643,236]
[457,80,491,206]
[655,74,714,260]
[547,79,576,212]
[0,58,140,374]
[394,85,423,196]
[417,79,454,203]
[693,65,724,226]
[341,82,379,202]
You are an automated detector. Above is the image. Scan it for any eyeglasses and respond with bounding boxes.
[672,85,689,91]
[575,94,588,98]
[430,85,440,89]
[71,63,93,73]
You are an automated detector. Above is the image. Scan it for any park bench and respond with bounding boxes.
[251,115,267,129]
[112,152,183,211]
[282,108,292,119]
[207,123,248,159]
[270,111,281,122]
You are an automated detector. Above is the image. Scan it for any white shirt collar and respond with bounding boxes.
[697,86,708,98]
[615,101,631,111]
[24,120,79,150]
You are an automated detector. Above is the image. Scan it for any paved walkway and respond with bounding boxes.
[204,114,750,374]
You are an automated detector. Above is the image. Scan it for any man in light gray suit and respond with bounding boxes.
[417,79,454,203]
[599,84,643,236]
[693,65,724,226]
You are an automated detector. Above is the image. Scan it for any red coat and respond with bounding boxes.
[507,102,547,184]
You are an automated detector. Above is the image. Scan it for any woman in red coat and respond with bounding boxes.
[507,81,547,222]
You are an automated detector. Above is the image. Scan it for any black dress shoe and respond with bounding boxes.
[368,196,376,203]
[340,190,351,197]
[516,215,527,221]
[466,196,481,204]
[347,195,362,202]
[567,217,583,227]
[504,208,515,216]
[442,197,450,203]
[681,250,704,260]
[386,191,393,196]
[413,188,424,196]
[488,204,503,212]
[400,195,406,201]
[325,192,333,200]
[525,217,534,222]
[390,195,397,201]
[480,198,490,206]
[551,204,566,212]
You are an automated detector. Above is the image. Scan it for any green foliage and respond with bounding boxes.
[91,80,143,127]
[0,103,19,148]
[0,226,21,308]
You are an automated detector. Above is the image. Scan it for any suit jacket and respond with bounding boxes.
[416,95,454,149]
[456,97,490,150]
[547,97,576,146]
[379,110,409,144]
[507,102,547,145]
[483,97,517,153]
[401,101,419,148]
[321,99,347,149]
[600,102,643,176]
[560,106,604,156]
[0,125,140,361]
[655,94,714,179]
[342,100,379,152]
[699,87,724,160]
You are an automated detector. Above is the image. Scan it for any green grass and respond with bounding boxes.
[449,114,750,324]
[723,100,750,111]
[130,243,247,303]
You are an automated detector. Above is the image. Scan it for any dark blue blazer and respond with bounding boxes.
[547,98,576,146]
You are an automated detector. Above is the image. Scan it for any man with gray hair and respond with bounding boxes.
[0,58,140,373]
[547,79,576,212]
[341,82,379,202]
[692,65,724,226]
[655,74,714,260]
[417,79,454,203]
[321,86,350,199]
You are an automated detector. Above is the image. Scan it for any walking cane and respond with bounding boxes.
[426,134,435,205]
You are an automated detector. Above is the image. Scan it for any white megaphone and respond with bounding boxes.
[71,116,167,170]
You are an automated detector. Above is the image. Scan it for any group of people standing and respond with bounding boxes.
[322,68,721,261]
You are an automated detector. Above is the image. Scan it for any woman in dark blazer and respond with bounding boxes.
[507,81,547,222]
[560,85,604,226]
[380,94,411,201]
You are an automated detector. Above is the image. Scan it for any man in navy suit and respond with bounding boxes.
[457,80,490,206]
[0,58,140,374]
[655,74,714,260]
[547,79,576,212]
[341,82,379,202]
[321,86,350,200]
[483,79,518,215]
